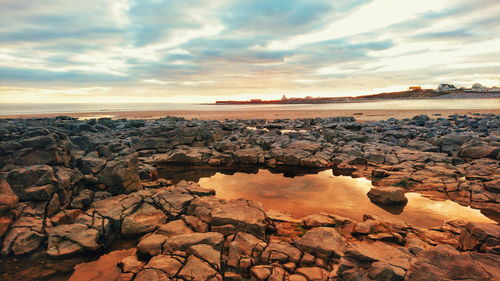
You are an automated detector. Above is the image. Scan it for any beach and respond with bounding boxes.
[2,108,500,121]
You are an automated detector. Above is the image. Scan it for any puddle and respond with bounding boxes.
[190,169,496,228]
[77,115,115,120]
[0,238,137,281]
[246,126,308,134]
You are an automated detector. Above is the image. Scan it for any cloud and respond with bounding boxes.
[0,0,499,103]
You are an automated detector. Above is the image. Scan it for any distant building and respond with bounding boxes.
[409,86,422,91]
[281,95,287,100]
[438,84,457,92]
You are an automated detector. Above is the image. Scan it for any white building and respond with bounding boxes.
[438,84,457,92]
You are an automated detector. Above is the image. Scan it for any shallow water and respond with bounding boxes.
[195,169,495,228]
[1,98,499,115]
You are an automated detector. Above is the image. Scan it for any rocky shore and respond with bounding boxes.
[0,113,499,281]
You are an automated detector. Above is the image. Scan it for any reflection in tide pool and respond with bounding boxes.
[198,169,495,228]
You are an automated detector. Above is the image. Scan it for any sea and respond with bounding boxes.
[1,98,499,115]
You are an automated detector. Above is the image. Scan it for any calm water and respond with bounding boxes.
[194,169,495,228]
[1,98,499,115]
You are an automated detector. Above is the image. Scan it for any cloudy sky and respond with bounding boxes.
[1,0,499,103]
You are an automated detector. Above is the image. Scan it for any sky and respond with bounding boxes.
[1,0,500,103]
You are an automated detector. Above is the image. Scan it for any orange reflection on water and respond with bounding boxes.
[198,169,495,228]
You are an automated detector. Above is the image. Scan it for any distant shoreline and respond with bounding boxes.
[213,91,500,105]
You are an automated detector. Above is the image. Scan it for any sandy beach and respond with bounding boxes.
[1,108,499,121]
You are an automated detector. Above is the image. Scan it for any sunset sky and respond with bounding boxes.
[1,0,499,103]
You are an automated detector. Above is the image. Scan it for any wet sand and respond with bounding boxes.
[1,108,499,121]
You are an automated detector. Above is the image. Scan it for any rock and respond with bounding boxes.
[144,254,184,277]
[163,232,224,253]
[186,243,221,270]
[70,189,94,210]
[250,265,273,280]
[210,199,269,239]
[134,268,169,281]
[344,241,411,270]
[0,179,18,216]
[459,222,500,254]
[6,165,57,201]
[47,223,100,256]
[118,254,145,274]
[296,267,330,281]
[261,240,302,263]
[301,213,352,228]
[156,219,194,236]
[295,227,346,259]
[137,234,169,256]
[459,143,498,159]
[79,153,107,174]
[121,203,167,236]
[367,186,408,205]
[406,245,491,281]
[484,179,500,193]
[178,255,222,281]
[97,153,142,194]
[1,227,45,256]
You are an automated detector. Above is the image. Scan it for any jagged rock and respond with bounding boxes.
[163,232,224,253]
[6,165,57,201]
[46,223,100,256]
[187,244,221,270]
[295,227,346,259]
[1,227,44,256]
[134,268,170,281]
[79,153,107,174]
[97,153,142,194]
[301,213,353,228]
[156,219,194,236]
[121,203,167,236]
[344,241,411,270]
[406,245,491,281]
[178,255,222,281]
[118,254,145,274]
[183,215,210,232]
[460,143,499,159]
[296,267,330,280]
[143,254,184,277]
[0,179,18,216]
[459,222,500,254]
[367,186,408,205]
[261,240,302,263]
[210,199,270,239]
[137,234,169,256]
[70,189,94,210]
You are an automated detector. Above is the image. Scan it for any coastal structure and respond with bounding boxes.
[216,83,499,104]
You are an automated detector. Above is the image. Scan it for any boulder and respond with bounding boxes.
[121,203,167,236]
[1,227,45,256]
[460,143,499,159]
[0,179,18,216]
[163,232,224,253]
[261,240,302,263]
[295,227,346,259]
[178,255,222,281]
[367,186,408,205]
[143,254,183,277]
[47,223,100,256]
[210,199,269,239]
[406,245,491,281]
[97,153,142,195]
[6,165,57,201]
[459,222,500,254]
